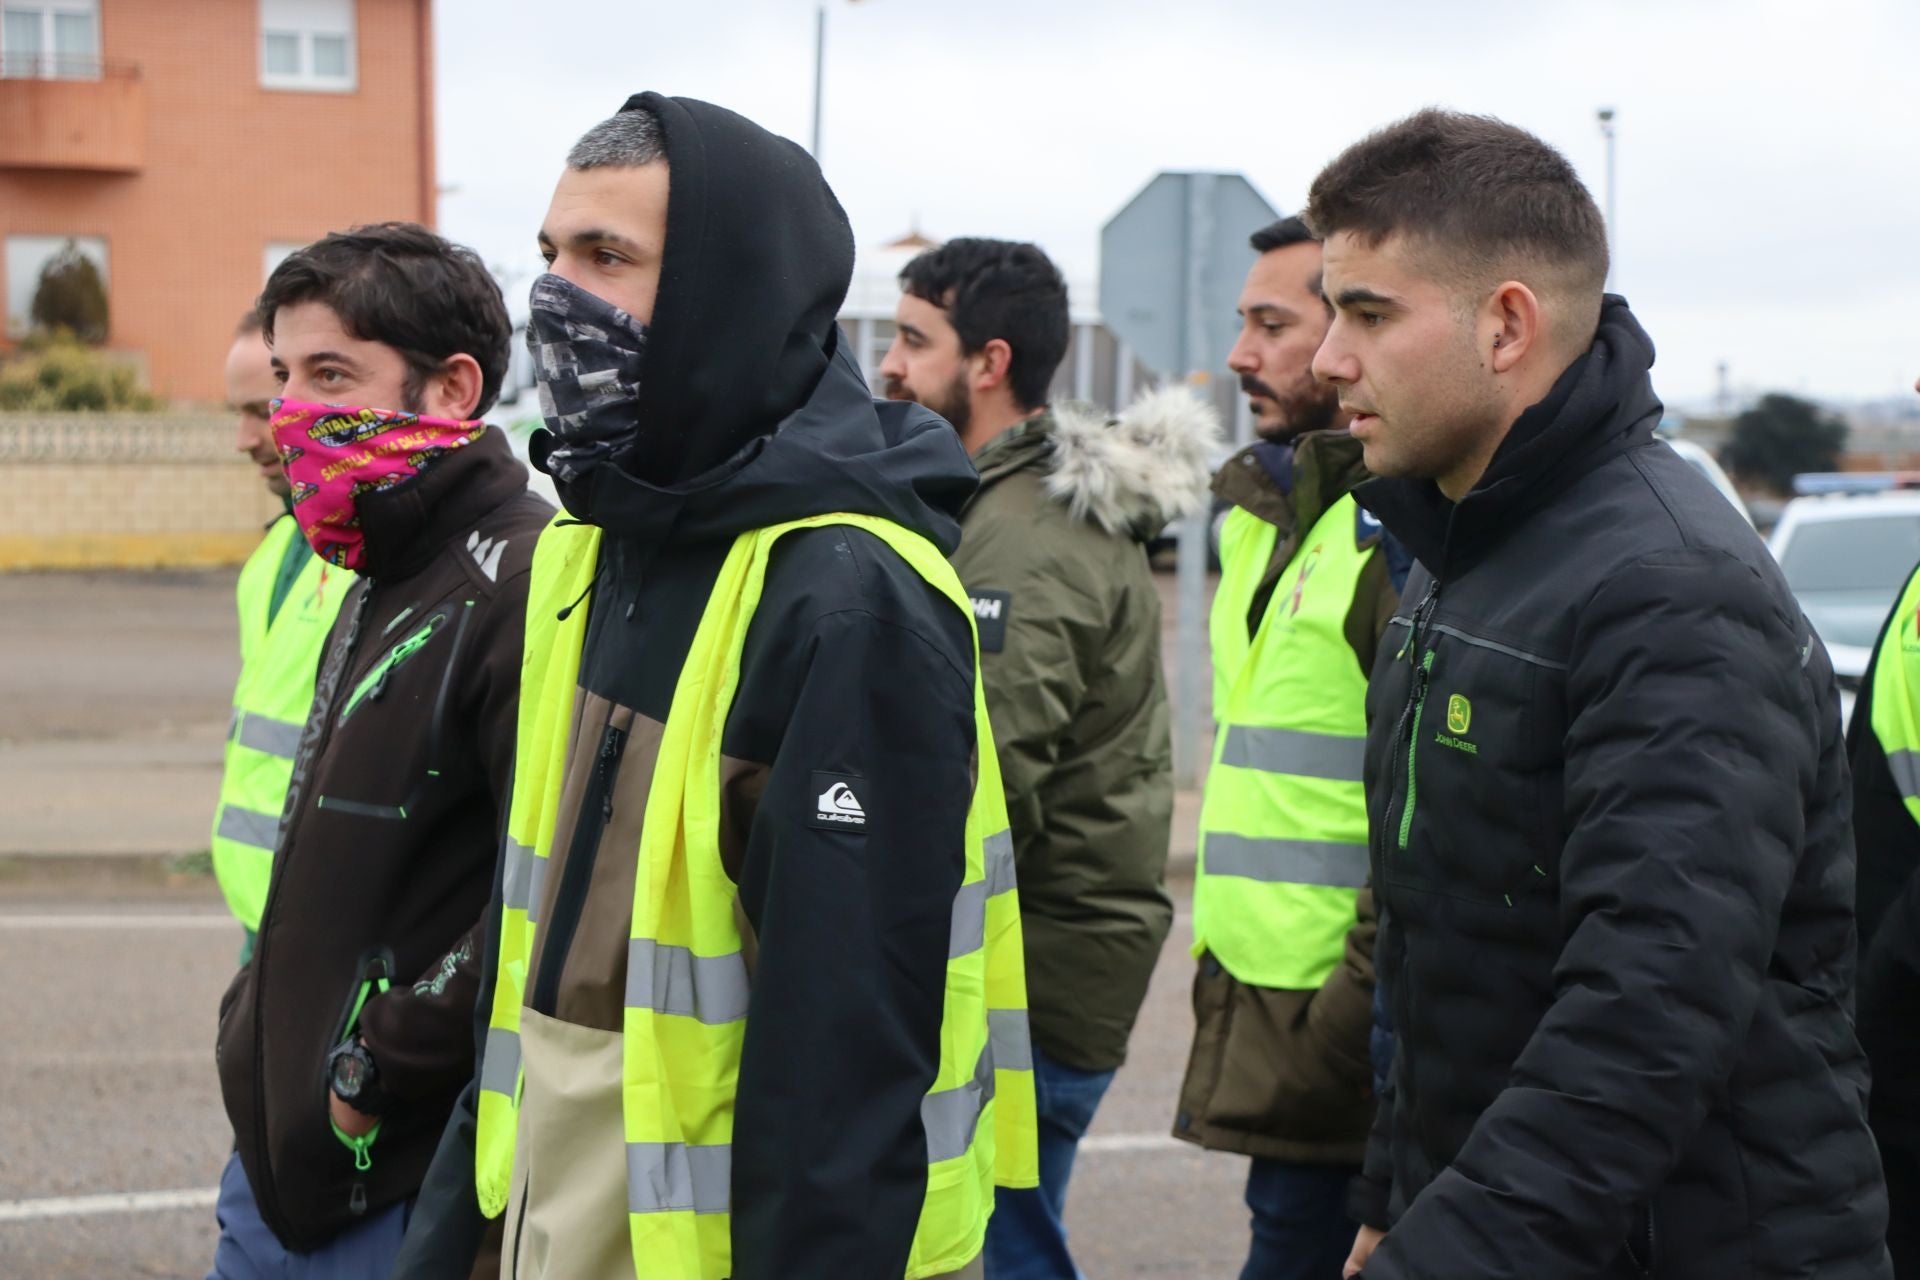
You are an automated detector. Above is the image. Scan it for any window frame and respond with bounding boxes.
[0,0,102,81]
[5,232,111,341]
[258,0,356,94]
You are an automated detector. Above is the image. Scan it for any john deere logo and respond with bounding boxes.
[1446,694,1471,736]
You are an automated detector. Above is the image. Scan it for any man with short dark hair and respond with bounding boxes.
[1312,110,1889,1279]
[209,222,551,1278]
[1174,215,1403,1280]
[882,237,1070,448]
[1236,218,1343,442]
[881,238,1215,1280]
[208,308,351,961]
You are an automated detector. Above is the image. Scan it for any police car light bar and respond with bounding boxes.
[1791,472,1920,496]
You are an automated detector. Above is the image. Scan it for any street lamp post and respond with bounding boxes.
[810,1,870,164]
[811,3,826,159]
[1596,106,1617,290]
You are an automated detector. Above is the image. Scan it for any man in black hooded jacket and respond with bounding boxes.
[1310,110,1890,1280]
[393,96,1031,1280]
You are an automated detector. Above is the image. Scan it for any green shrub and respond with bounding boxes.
[0,331,160,411]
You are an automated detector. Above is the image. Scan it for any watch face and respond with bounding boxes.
[332,1049,371,1098]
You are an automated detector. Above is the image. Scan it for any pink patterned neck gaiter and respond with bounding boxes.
[270,399,487,572]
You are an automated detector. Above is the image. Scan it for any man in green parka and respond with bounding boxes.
[880,237,1220,1280]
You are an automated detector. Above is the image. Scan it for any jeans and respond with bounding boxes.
[983,1045,1117,1280]
[1241,1157,1361,1280]
[207,1151,410,1280]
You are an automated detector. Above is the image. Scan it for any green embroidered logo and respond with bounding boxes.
[1446,694,1471,736]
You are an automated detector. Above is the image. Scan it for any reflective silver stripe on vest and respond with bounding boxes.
[1891,749,1920,802]
[984,829,1016,898]
[987,1007,1033,1073]
[501,839,537,913]
[949,829,1017,960]
[949,879,987,960]
[922,1044,996,1164]
[1220,725,1364,783]
[1202,833,1368,889]
[234,711,305,760]
[478,1027,520,1097]
[525,857,548,925]
[626,939,751,1025]
[216,805,280,851]
[626,1141,731,1215]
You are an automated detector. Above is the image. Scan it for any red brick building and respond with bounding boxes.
[0,0,434,403]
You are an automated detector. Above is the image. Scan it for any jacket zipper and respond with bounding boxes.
[326,947,396,1048]
[1398,650,1436,850]
[1625,1202,1656,1276]
[322,948,393,1184]
[246,582,378,1242]
[528,721,629,1017]
[1377,581,1442,867]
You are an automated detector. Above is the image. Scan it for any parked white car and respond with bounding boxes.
[1662,438,1752,526]
[1768,490,1920,725]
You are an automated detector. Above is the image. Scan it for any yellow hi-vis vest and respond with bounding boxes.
[475,512,1039,1279]
[1193,497,1373,989]
[209,515,348,929]
[1869,563,1920,823]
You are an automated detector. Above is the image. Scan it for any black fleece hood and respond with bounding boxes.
[531,95,975,558]
[631,91,852,485]
[1356,294,1662,577]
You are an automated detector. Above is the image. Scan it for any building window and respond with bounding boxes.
[0,0,101,80]
[263,241,307,282]
[6,234,109,339]
[259,0,354,93]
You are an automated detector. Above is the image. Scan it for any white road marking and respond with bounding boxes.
[2,1050,206,1068]
[0,913,232,930]
[1081,1132,1190,1155]
[0,1136,1191,1225]
[0,1187,218,1224]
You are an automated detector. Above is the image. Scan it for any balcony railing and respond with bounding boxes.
[0,53,112,81]
[0,59,144,172]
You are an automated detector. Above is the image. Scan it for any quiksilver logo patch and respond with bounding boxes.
[809,772,869,831]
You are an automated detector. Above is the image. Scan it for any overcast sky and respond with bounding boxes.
[435,0,1920,409]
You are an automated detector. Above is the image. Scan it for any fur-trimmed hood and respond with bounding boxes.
[1042,385,1223,541]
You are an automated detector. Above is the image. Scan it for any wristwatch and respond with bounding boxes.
[326,1038,395,1117]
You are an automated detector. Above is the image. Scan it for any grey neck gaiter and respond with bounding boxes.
[526,272,650,484]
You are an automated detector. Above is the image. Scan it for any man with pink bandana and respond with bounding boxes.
[208,222,551,1280]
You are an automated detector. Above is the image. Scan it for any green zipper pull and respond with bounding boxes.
[331,1116,381,1171]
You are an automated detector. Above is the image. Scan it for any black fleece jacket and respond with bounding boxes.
[214,429,551,1252]
[1352,299,1888,1279]
[394,93,984,1280]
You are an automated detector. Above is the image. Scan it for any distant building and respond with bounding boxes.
[840,229,1255,446]
[0,0,435,402]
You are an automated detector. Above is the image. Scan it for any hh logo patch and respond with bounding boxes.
[810,772,869,831]
[971,591,1012,653]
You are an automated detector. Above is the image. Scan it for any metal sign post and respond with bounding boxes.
[1100,172,1277,787]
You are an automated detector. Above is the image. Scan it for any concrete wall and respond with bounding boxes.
[0,0,434,404]
[0,413,280,569]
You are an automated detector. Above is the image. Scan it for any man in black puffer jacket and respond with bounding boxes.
[1310,110,1891,1280]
